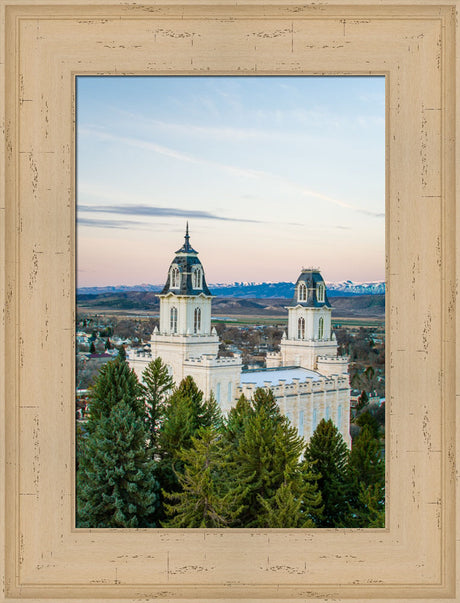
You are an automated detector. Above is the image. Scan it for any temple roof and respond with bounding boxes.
[287,268,331,308]
[240,366,321,387]
[160,224,212,296]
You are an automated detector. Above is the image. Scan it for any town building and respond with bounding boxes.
[128,227,351,445]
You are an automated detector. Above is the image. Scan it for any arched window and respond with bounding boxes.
[170,266,180,288]
[170,307,178,333]
[227,382,232,403]
[194,307,201,333]
[297,316,305,339]
[298,282,307,301]
[299,410,304,436]
[193,268,202,289]
[337,404,342,429]
[216,382,221,404]
[318,316,324,339]
[326,405,330,420]
[317,283,325,303]
[313,408,318,430]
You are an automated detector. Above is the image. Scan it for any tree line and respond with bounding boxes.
[76,353,385,529]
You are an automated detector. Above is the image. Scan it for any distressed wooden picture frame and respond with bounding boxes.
[0,1,458,601]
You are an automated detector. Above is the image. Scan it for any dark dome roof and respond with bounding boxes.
[160,225,211,296]
[288,268,331,308]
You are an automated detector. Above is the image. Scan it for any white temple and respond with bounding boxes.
[128,227,350,445]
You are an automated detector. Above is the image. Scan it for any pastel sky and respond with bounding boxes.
[76,76,385,287]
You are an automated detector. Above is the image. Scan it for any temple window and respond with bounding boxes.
[317,283,325,303]
[297,316,305,339]
[193,268,202,288]
[318,316,324,339]
[194,307,201,333]
[298,282,307,301]
[170,266,180,288]
[170,307,178,333]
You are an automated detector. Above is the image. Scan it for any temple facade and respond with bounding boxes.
[128,227,350,445]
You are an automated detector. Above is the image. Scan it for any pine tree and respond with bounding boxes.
[89,341,96,354]
[162,426,247,528]
[157,377,222,514]
[355,411,381,440]
[251,387,282,420]
[223,394,253,445]
[228,388,310,528]
[297,457,324,526]
[304,419,350,527]
[86,357,144,430]
[258,480,312,528]
[347,425,385,527]
[174,375,222,430]
[77,401,160,528]
[141,357,174,448]
[356,483,385,527]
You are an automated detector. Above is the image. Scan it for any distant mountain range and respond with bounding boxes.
[77,280,385,299]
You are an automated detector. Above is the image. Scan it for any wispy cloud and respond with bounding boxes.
[79,128,384,218]
[114,109,295,143]
[78,204,263,224]
[79,128,266,180]
[77,217,146,230]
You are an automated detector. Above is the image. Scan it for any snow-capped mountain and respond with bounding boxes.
[325,280,385,296]
[77,280,385,298]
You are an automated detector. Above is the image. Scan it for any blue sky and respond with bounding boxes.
[77,76,385,287]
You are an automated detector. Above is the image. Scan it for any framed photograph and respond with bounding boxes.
[1,1,457,601]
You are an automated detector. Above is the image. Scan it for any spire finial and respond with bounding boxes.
[175,221,197,254]
[184,221,190,250]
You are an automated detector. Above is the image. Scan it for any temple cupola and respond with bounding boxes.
[279,267,341,371]
[285,267,333,344]
[157,224,214,337]
[290,268,331,309]
[161,222,212,297]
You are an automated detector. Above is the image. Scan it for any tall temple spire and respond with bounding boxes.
[184,221,190,248]
[176,221,197,254]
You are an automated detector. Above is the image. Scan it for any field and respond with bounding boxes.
[77,292,385,330]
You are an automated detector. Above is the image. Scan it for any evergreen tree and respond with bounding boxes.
[77,401,159,528]
[251,387,282,420]
[297,457,324,526]
[304,419,350,527]
[157,377,222,514]
[162,426,247,528]
[349,425,384,487]
[228,388,311,528]
[117,345,126,360]
[89,341,96,354]
[223,394,253,445]
[347,425,385,527]
[355,483,385,527]
[141,357,174,448]
[355,411,381,440]
[86,357,143,430]
[174,375,222,430]
[258,480,314,528]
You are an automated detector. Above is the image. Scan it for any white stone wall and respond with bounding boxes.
[148,332,220,385]
[266,351,282,368]
[287,305,332,341]
[237,376,351,447]
[184,356,242,414]
[316,356,349,377]
[158,293,212,336]
[280,339,338,371]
